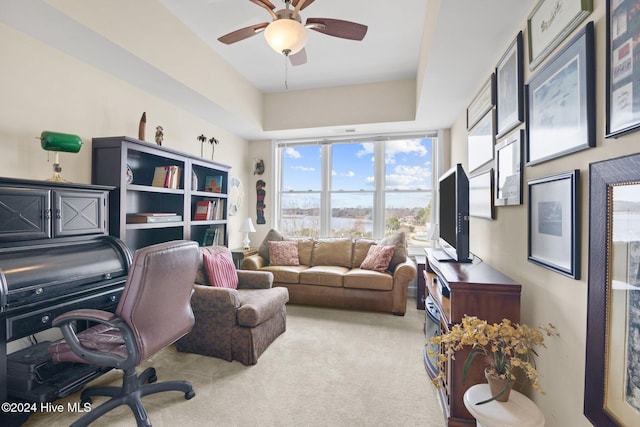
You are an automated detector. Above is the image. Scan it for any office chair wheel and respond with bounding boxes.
[185,390,196,400]
[81,397,92,406]
[147,374,157,383]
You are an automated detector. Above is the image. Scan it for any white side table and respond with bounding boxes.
[463,384,545,427]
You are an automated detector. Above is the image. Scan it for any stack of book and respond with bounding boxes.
[126,213,182,224]
[152,166,182,189]
[193,200,224,220]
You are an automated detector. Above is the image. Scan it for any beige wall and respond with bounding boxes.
[0,23,251,249]
[450,2,639,426]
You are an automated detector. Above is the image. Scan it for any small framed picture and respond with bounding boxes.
[468,110,495,173]
[467,74,496,130]
[469,169,495,220]
[527,170,580,279]
[495,130,524,206]
[525,22,595,166]
[496,32,524,138]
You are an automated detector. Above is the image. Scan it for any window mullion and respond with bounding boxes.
[321,144,331,237]
[373,141,385,239]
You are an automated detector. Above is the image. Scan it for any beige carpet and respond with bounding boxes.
[23,301,445,427]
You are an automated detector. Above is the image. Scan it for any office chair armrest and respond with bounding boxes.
[52,310,139,369]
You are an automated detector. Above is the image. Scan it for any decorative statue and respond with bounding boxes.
[155,126,164,146]
[209,137,219,160]
[197,134,206,157]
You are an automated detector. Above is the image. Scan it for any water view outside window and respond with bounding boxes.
[278,136,434,247]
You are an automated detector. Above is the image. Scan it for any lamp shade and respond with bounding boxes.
[264,19,308,55]
[239,218,256,233]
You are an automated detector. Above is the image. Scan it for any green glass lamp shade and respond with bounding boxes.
[40,131,82,153]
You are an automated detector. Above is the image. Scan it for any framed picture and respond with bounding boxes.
[467,74,495,130]
[469,169,495,220]
[527,0,593,70]
[496,32,524,138]
[527,170,580,279]
[606,0,640,137]
[585,153,640,427]
[468,110,495,173]
[525,22,595,166]
[495,130,524,206]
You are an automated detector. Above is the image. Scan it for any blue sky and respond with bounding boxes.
[282,138,433,193]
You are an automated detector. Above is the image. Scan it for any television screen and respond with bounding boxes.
[437,163,470,263]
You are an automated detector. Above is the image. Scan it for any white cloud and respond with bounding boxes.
[285,147,301,159]
[292,166,315,172]
[342,171,355,177]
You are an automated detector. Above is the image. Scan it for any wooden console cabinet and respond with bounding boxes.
[423,249,521,427]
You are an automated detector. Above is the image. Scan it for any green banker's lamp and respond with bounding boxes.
[39,131,82,182]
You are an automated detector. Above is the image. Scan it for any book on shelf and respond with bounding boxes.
[151,165,182,189]
[202,227,222,246]
[194,200,212,220]
[204,175,223,193]
[126,213,182,223]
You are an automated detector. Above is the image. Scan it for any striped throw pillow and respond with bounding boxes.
[203,252,238,289]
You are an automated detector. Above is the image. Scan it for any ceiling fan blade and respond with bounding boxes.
[292,0,316,11]
[218,22,269,45]
[289,48,307,66]
[249,0,275,10]
[306,18,368,41]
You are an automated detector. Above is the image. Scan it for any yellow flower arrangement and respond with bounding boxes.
[428,315,557,403]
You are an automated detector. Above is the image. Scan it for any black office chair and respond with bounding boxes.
[49,240,200,427]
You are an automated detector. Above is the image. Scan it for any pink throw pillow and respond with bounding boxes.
[268,241,300,266]
[360,245,395,272]
[203,252,238,289]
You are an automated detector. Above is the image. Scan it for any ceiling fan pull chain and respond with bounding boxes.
[284,50,290,91]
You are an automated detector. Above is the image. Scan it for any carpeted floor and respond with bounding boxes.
[22,301,445,427]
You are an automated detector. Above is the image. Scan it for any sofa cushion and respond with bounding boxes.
[196,245,230,285]
[359,245,395,272]
[258,229,284,262]
[268,240,300,266]
[310,238,352,268]
[262,265,309,284]
[236,287,289,328]
[203,252,239,289]
[296,238,314,265]
[299,265,349,287]
[379,232,408,271]
[351,238,377,268]
[344,269,394,291]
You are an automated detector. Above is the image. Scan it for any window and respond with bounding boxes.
[277,134,435,248]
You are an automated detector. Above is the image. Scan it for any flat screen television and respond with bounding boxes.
[437,163,471,263]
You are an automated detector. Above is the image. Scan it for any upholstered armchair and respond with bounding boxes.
[176,246,289,365]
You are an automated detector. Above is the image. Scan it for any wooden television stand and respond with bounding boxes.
[423,248,521,427]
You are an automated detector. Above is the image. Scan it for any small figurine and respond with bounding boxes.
[197,134,207,157]
[155,126,164,146]
[209,137,219,159]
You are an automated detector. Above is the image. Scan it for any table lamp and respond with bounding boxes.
[239,218,256,249]
[39,131,83,182]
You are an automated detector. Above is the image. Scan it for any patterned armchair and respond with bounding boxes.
[176,246,289,365]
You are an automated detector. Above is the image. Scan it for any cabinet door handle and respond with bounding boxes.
[55,209,61,219]
[44,209,52,220]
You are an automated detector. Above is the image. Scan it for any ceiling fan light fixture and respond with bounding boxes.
[264,19,308,55]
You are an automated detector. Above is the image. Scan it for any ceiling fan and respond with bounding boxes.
[218,0,368,66]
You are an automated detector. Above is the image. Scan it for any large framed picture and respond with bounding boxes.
[495,130,523,206]
[527,0,593,70]
[525,22,595,166]
[606,0,640,137]
[468,110,495,173]
[467,74,495,130]
[496,32,524,138]
[585,153,640,427]
[469,169,495,220]
[527,170,580,279]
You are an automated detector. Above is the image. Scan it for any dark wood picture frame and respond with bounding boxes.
[496,32,524,138]
[585,153,640,427]
[525,22,595,166]
[527,170,580,279]
[606,0,640,137]
[495,130,524,206]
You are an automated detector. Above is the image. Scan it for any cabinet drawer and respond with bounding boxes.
[0,188,51,242]
[54,190,108,237]
[6,286,123,342]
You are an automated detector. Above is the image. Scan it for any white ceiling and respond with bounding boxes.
[1,0,535,141]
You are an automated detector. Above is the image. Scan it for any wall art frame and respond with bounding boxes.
[606,0,640,137]
[527,169,580,279]
[467,74,496,130]
[525,21,595,166]
[495,129,524,206]
[469,168,495,220]
[585,153,640,427]
[468,109,495,173]
[496,31,524,138]
[527,0,593,70]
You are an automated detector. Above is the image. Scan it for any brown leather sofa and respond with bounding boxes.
[241,231,416,315]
